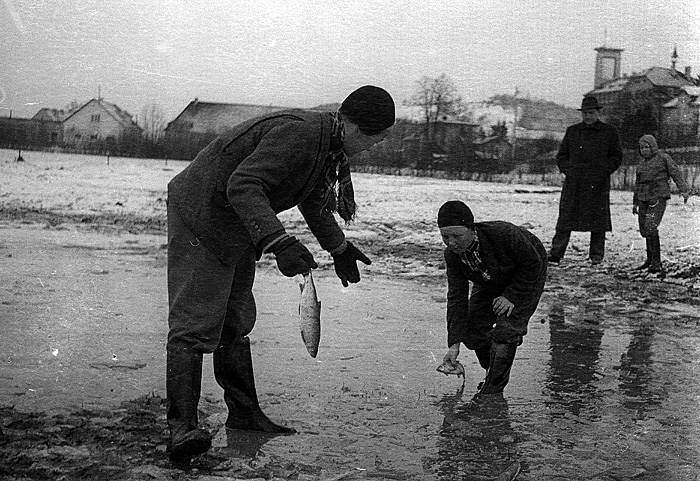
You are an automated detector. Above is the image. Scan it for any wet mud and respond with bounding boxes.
[1,222,699,481]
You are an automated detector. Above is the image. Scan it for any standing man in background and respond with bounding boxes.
[165,86,395,466]
[548,96,623,265]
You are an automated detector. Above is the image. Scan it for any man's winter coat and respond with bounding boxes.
[168,110,345,266]
[555,120,623,232]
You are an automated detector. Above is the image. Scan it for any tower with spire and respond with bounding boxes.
[671,45,678,70]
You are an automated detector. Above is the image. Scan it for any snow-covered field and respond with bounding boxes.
[2,148,698,287]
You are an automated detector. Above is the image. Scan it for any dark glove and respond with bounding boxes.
[331,241,372,287]
[272,237,318,277]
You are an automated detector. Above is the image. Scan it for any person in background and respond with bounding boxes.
[548,96,623,265]
[633,134,690,275]
[438,200,547,395]
[165,86,395,465]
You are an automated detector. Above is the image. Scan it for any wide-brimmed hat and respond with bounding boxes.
[578,96,602,111]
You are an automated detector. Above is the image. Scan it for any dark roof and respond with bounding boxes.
[32,108,68,121]
[165,100,291,134]
[589,67,698,96]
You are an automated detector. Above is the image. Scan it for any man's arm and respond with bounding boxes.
[556,128,572,175]
[226,120,320,251]
[298,180,345,253]
[606,126,623,175]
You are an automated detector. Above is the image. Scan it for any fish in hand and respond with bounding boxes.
[299,271,321,358]
[436,359,465,378]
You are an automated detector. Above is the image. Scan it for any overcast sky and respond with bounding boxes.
[2,0,699,122]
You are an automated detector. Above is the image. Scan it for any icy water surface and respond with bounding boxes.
[227,275,700,480]
[2,226,699,480]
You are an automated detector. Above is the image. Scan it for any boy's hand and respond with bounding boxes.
[493,296,514,317]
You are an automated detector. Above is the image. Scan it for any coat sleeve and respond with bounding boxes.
[606,126,623,175]
[556,128,571,175]
[226,120,321,249]
[297,179,345,252]
[500,228,545,305]
[445,251,471,348]
[665,154,690,195]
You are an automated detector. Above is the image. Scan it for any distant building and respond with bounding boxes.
[661,86,700,144]
[0,117,62,147]
[585,45,699,145]
[62,98,142,148]
[162,99,290,159]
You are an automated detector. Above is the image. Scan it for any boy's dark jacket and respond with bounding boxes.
[168,110,345,265]
[444,221,546,347]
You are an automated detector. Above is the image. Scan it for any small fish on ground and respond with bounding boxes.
[495,461,521,481]
[436,360,465,378]
[299,271,321,358]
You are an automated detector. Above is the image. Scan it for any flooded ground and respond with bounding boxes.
[1,223,699,481]
[1,151,699,480]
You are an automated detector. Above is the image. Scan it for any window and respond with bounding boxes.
[91,114,101,122]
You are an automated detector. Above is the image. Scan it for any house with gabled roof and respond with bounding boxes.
[62,98,142,148]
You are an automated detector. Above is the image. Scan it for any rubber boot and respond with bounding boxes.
[477,342,517,395]
[213,337,295,434]
[474,343,491,370]
[166,345,213,466]
[647,235,664,275]
[635,238,651,270]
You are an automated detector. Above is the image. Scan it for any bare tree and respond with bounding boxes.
[141,103,166,143]
[411,74,463,128]
[410,74,464,169]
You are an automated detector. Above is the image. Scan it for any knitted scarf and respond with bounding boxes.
[459,231,491,281]
[320,111,356,222]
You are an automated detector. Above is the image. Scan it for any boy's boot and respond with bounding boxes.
[636,238,652,270]
[647,235,664,275]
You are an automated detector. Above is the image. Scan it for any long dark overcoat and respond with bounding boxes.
[167,110,345,266]
[555,120,623,232]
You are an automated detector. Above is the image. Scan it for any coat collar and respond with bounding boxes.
[576,119,604,131]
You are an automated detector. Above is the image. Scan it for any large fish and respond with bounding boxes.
[299,271,321,358]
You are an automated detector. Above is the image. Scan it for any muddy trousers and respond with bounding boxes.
[214,337,295,434]
[166,345,213,462]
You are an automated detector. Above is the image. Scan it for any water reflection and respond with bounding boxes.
[544,304,603,419]
[618,322,666,417]
[223,427,285,458]
[434,389,521,479]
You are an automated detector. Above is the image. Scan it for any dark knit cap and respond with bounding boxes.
[437,201,474,228]
[341,85,395,135]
